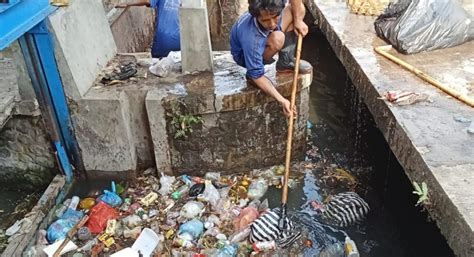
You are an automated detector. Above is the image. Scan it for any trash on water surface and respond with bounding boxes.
[35,162,366,256]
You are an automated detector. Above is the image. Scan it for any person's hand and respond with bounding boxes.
[115,3,128,8]
[293,19,308,37]
[280,98,297,118]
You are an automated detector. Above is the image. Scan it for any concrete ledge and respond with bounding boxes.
[77,52,312,176]
[304,1,474,256]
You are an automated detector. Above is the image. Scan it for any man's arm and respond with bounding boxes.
[116,1,150,8]
[251,76,296,117]
[290,0,308,37]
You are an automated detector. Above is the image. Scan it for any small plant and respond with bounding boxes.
[412,181,429,206]
[167,101,203,139]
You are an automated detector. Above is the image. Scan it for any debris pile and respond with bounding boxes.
[31,167,307,257]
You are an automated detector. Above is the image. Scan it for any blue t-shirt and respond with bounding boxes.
[230,12,282,79]
[150,0,181,58]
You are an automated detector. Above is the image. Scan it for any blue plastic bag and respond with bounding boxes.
[46,209,84,243]
[178,219,204,239]
[97,190,122,207]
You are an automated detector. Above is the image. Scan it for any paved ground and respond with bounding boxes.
[304,1,474,256]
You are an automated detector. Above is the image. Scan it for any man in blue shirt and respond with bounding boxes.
[230,0,312,117]
[117,0,181,58]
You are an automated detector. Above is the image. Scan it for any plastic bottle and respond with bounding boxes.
[78,237,99,252]
[181,175,194,186]
[172,184,190,200]
[344,237,360,257]
[69,196,80,210]
[215,243,239,257]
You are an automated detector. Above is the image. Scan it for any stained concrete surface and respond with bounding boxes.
[0,57,18,129]
[73,52,312,176]
[304,0,473,256]
[48,0,117,99]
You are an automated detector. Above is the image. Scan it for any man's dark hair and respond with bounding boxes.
[248,0,286,17]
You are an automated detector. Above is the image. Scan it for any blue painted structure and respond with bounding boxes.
[0,0,79,182]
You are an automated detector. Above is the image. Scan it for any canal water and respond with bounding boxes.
[263,28,455,257]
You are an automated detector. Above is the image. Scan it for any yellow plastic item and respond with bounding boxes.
[104,237,115,248]
[79,198,96,210]
[106,219,117,236]
[140,192,158,207]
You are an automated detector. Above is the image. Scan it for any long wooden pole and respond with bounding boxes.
[281,34,303,205]
[375,45,474,108]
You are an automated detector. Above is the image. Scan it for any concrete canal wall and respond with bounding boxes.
[304,1,474,256]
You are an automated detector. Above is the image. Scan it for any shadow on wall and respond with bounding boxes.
[105,0,156,53]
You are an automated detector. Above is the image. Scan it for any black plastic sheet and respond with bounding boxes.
[374,0,474,54]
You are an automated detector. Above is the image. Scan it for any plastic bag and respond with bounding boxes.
[200,180,220,210]
[86,201,119,234]
[247,178,268,200]
[97,190,122,207]
[158,173,176,196]
[233,206,259,232]
[47,209,84,243]
[178,219,204,239]
[374,0,474,54]
[180,201,205,219]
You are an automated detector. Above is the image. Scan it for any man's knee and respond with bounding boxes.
[267,31,285,52]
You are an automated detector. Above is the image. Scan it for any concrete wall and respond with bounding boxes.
[0,116,56,190]
[206,0,247,50]
[48,0,117,99]
[108,6,155,53]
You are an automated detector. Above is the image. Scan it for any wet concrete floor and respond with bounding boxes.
[304,1,473,256]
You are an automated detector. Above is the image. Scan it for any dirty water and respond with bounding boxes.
[0,188,41,251]
[265,28,454,257]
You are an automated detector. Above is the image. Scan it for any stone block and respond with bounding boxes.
[71,90,137,173]
[146,89,173,175]
[180,3,214,73]
[0,116,56,190]
[48,0,117,99]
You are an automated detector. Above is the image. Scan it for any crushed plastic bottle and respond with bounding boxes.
[213,243,239,257]
[247,178,268,200]
[229,227,251,243]
[172,184,190,200]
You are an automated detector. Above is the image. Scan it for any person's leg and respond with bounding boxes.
[263,31,285,64]
[276,3,312,73]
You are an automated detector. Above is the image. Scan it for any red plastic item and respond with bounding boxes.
[86,201,119,234]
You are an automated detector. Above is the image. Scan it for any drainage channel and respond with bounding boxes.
[276,28,455,257]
